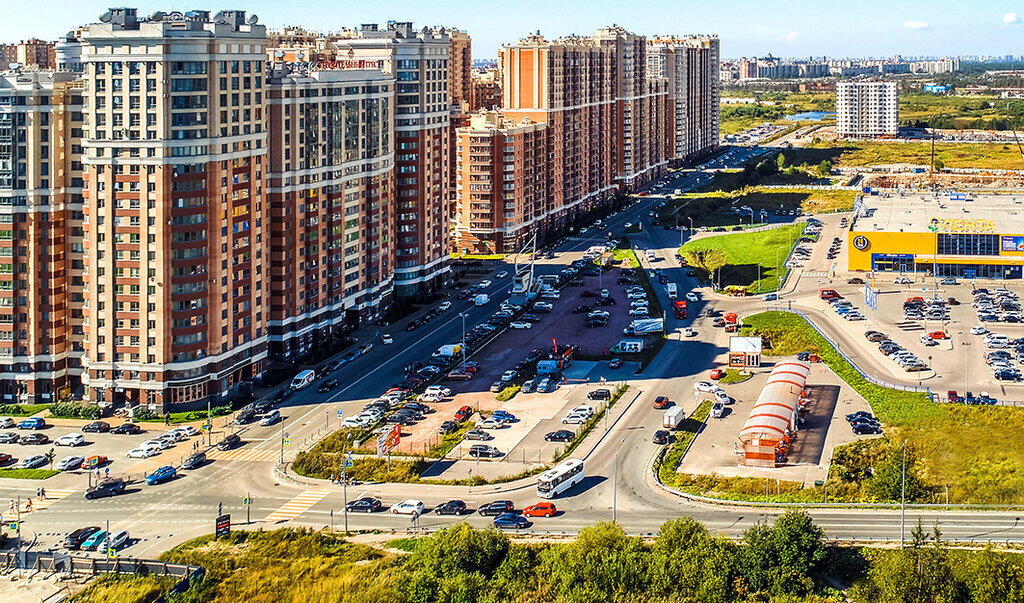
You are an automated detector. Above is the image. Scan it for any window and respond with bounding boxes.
[936,234,1000,256]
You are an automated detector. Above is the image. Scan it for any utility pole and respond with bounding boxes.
[900,440,907,548]
[612,437,624,523]
[279,414,286,464]
[343,453,350,534]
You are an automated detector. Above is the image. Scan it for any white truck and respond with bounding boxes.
[290,369,315,391]
[622,318,664,336]
[663,406,686,430]
[434,344,462,357]
[474,293,490,306]
[666,283,677,300]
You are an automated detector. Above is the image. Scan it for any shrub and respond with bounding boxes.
[49,401,101,420]
[495,386,520,402]
[131,406,157,421]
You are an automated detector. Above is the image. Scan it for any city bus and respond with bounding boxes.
[536,458,584,499]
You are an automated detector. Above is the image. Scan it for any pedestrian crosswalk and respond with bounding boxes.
[11,489,76,514]
[206,448,279,462]
[263,489,330,522]
[803,271,828,278]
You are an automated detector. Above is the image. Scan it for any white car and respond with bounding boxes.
[686,292,699,302]
[684,327,696,337]
[381,333,393,345]
[570,405,595,417]
[98,530,129,554]
[389,499,425,515]
[172,425,200,438]
[500,370,518,382]
[509,321,532,329]
[341,416,370,429]
[259,410,281,426]
[56,455,85,471]
[54,433,85,447]
[627,291,647,299]
[495,271,508,279]
[970,326,989,335]
[0,418,14,429]
[629,308,650,316]
[535,302,554,311]
[693,381,716,393]
[17,455,47,469]
[589,310,611,318]
[478,417,506,430]
[895,276,912,284]
[478,280,492,288]
[141,438,171,450]
[126,447,158,459]
[541,291,561,300]
[424,386,452,398]
[438,301,452,312]
[714,389,732,405]
[561,413,589,424]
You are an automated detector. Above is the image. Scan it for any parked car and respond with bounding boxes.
[587,389,611,401]
[478,500,515,516]
[19,433,48,445]
[97,530,129,554]
[81,421,110,433]
[463,429,493,441]
[468,444,502,458]
[17,454,47,469]
[111,423,141,435]
[54,433,85,447]
[17,417,45,430]
[84,478,126,500]
[64,526,103,550]
[434,500,468,515]
[454,406,473,422]
[544,430,575,442]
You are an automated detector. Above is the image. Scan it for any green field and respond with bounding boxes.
[679,223,804,294]
[0,468,59,479]
[789,140,1024,171]
[732,311,1024,504]
[720,92,835,135]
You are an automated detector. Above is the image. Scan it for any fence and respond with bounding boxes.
[0,551,204,602]
[766,306,933,397]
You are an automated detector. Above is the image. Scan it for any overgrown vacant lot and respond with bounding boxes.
[739,311,1024,504]
[679,223,804,294]
[790,141,1024,171]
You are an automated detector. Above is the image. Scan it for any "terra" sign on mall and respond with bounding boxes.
[928,217,995,233]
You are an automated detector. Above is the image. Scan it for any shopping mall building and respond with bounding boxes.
[848,191,1024,279]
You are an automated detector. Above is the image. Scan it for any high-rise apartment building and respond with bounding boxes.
[594,26,668,190]
[500,32,616,231]
[453,110,547,254]
[447,29,472,107]
[836,81,898,137]
[332,23,451,297]
[79,8,269,409]
[647,36,720,164]
[265,65,395,360]
[469,68,501,110]
[0,39,57,69]
[0,71,84,403]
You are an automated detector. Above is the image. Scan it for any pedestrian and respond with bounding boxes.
[25,499,31,512]
[8,500,13,513]
[330,473,335,485]
[39,487,45,499]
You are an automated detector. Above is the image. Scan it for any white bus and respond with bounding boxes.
[536,459,584,499]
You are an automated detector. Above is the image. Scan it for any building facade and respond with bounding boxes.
[0,39,57,69]
[836,81,898,137]
[469,68,501,110]
[79,8,270,410]
[446,29,472,107]
[647,36,720,164]
[265,65,395,360]
[453,110,547,254]
[333,23,451,297]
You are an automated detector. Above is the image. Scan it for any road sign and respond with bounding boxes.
[377,424,401,457]
[215,513,231,538]
[8,521,16,531]
[107,548,117,560]
[202,422,212,431]
[242,496,251,507]
[345,453,353,468]
[337,409,343,419]
[283,438,291,447]
[864,284,878,310]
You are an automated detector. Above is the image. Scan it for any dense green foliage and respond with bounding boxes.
[49,401,101,420]
[74,518,1024,602]
[0,403,48,417]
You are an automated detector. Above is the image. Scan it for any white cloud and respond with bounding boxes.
[1004,12,1022,24]
[904,20,930,30]
[785,31,800,43]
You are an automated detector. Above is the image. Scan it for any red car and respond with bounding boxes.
[522,502,557,518]
[928,331,949,340]
[652,396,671,409]
[947,390,963,403]
[0,453,11,466]
[454,405,473,422]
[709,369,724,380]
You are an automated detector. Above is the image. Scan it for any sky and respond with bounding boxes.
[4,0,1024,60]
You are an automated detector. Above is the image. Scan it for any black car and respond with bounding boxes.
[585,319,607,328]
[544,430,575,442]
[438,420,459,435]
[346,497,382,513]
[849,416,881,428]
[852,423,883,435]
[468,444,502,458]
[64,526,102,550]
[85,478,126,500]
[111,422,141,435]
[19,433,48,445]
[404,402,431,414]
[522,313,540,322]
[572,305,590,313]
[652,430,670,445]
[434,500,468,515]
[478,500,515,516]
[273,389,293,403]
[587,389,611,401]
[595,297,616,306]
[317,379,340,393]
[217,434,241,451]
[617,277,636,285]
[845,411,874,423]
[82,421,110,433]
[182,452,207,470]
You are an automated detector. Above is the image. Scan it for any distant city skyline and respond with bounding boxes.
[4,0,1024,61]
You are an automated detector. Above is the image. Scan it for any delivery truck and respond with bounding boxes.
[290,369,315,390]
[674,300,687,319]
[434,344,462,357]
[474,293,490,306]
[622,318,664,336]
[666,283,678,299]
[663,406,686,430]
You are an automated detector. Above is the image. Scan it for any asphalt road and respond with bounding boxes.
[7,149,1024,561]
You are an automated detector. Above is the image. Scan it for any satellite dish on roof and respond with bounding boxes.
[248,14,259,25]
[274,50,285,59]
[99,10,112,23]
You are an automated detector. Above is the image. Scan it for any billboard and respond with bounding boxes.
[377,424,401,456]
[1002,236,1024,252]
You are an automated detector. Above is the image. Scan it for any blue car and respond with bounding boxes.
[81,530,108,551]
[492,513,530,530]
[145,465,177,486]
[492,411,517,422]
[17,417,45,430]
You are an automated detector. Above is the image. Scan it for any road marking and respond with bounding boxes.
[263,489,330,522]
[23,489,75,513]
[206,448,279,462]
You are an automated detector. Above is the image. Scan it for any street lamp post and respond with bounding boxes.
[459,313,467,369]
[612,436,625,523]
[900,440,907,548]
[279,415,286,464]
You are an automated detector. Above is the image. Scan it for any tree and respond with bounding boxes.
[648,518,736,603]
[866,444,926,502]
[45,447,55,470]
[933,158,945,172]
[817,159,833,177]
[776,153,788,170]
[738,513,823,598]
[702,249,728,290]
[540,521,649,602]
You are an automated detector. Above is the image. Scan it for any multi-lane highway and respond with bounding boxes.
[5,150,1024,562]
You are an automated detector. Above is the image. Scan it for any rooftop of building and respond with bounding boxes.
[852,191,1024,235]
[459,109,543,133]
[82,7,265,39]
[266,63,393,86]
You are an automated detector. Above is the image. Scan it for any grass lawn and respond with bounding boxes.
[136,407,231,424]
[656,401,711,487]
[0,404,49,417]
[679,223,805,294]
[735,311,1024,504]
[0,468,60,479]
[717,369,753,385]
[789,141,1024,171]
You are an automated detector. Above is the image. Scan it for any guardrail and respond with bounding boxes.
[767,306,933,396]
[0,551,204,602]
